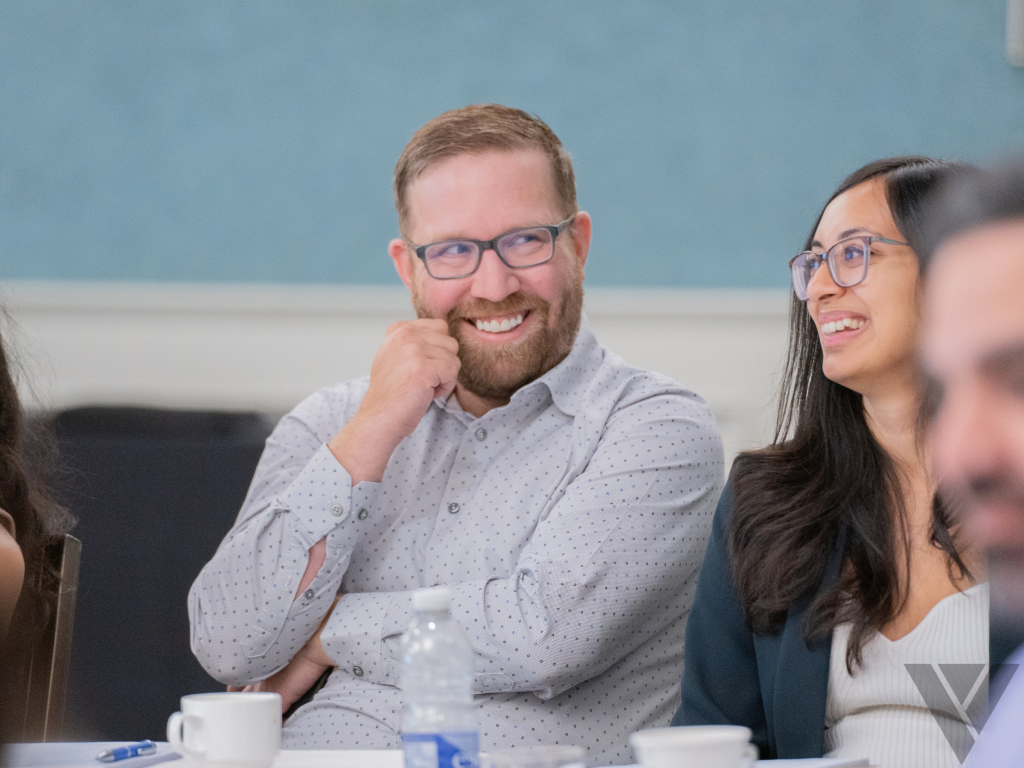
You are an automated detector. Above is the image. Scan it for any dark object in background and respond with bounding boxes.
[48,407,273,741]
[2,533,81,741]
[992,620,1024,673]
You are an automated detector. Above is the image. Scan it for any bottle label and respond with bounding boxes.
[403,731,479,768]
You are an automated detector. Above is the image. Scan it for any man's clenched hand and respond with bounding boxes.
[328,319,460,483]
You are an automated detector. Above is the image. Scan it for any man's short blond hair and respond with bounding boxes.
[394,103,577,238]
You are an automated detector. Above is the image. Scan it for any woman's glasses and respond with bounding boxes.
[789,235,909,301]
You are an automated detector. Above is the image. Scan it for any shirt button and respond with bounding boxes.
[303,589,315,600]
[331,505,343,517]
[357,508,369,520]
[475,427,487,441]
[448,502,460,514]
[353,666,364,677]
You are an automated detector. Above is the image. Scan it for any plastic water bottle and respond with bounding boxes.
[401,586,479,768]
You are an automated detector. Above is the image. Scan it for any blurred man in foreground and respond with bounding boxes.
[188,104,723,761]
[921,159,1024,766]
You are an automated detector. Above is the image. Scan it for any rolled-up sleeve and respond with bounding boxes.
[188,382,379,685]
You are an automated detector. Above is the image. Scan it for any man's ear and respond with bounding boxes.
[389,238,415,290]
[570,211,593,276]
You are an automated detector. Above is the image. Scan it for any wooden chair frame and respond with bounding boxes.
[12,533,82,741]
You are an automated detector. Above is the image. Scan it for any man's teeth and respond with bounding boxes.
[475,314,524,333]
[822,318,866,335]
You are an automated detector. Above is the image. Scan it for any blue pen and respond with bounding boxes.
[96,740,157,762]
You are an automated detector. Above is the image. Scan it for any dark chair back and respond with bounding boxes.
[49,407,272,740]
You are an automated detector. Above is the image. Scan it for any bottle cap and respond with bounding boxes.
[412,585,451,611]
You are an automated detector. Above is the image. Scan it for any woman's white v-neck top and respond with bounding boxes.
[824,582,989,767]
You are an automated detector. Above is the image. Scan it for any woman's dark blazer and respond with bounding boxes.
[671,479,843,759]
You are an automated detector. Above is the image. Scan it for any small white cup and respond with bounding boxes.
[167,691,282,768]
[630,726,757,768]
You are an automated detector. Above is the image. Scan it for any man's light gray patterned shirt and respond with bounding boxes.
[189,317,724,763]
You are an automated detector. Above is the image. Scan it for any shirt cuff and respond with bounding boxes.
[319,586,516,694]
[275,444,381,545]
[320,590,414,688]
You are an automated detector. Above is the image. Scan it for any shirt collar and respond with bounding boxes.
[514,312,602,418]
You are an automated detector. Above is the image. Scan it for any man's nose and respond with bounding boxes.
[470,247,521,302]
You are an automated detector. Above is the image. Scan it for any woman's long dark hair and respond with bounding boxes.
[729,157,972,672]
[0,321,73,717]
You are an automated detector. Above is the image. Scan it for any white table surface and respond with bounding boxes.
[1,743,405,768]
[1,742,867,768]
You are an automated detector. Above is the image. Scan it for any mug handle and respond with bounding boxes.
[167,711,205,761]
[740,743,758,768]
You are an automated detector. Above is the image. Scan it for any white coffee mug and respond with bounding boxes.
[630,725,757,768]
[167,691,282,767]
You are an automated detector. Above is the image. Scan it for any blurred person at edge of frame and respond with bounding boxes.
[920,159,1024,768]
[0,323,74,738]
[673,157,989,766]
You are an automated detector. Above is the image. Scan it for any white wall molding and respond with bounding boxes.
[1,281,792,463]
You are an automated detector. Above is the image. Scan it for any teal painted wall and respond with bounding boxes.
[2,1,1023,287]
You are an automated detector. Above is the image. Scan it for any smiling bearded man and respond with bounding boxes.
[188,103,724,763]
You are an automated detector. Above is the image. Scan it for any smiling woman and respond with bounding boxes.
[673,157,988,766]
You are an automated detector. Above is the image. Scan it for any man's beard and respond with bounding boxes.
[950,474,1024,630]
[412,275,584,403]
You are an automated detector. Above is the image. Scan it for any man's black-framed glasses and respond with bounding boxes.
[789,235,909,301]
[410,214,577,279]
